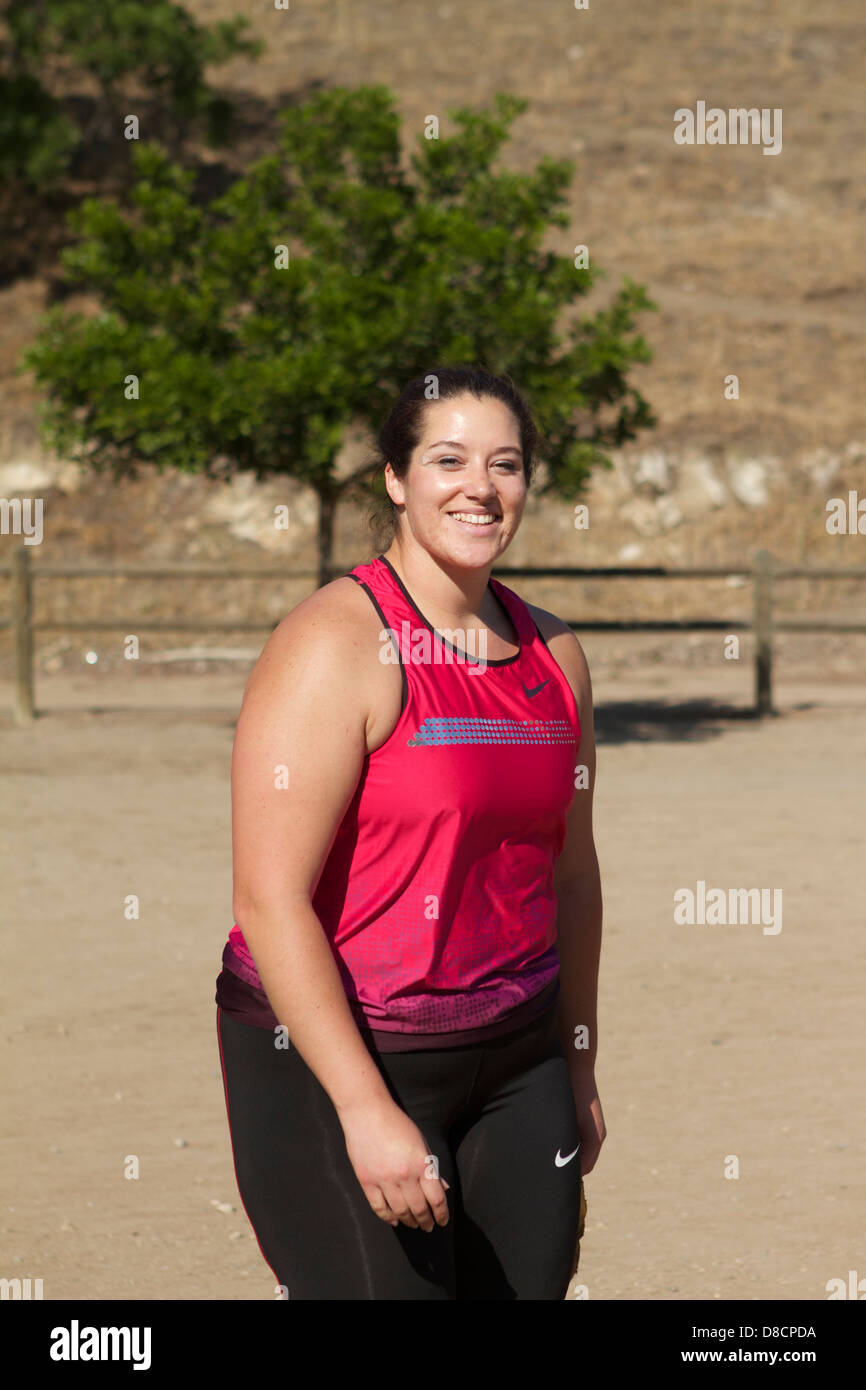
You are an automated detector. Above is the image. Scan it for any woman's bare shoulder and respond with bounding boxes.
[239,575,389,714]
[269,575,382,651]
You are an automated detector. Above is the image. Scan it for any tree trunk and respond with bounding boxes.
[316,488,336,589]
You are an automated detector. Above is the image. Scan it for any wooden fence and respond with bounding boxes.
[2,544,865,724]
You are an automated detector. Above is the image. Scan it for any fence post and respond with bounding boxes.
[12,542,35,724]
[752,548,774,717]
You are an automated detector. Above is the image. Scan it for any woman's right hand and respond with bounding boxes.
[338,1096,451,1233]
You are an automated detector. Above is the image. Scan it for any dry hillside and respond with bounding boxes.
[0,0,863,672]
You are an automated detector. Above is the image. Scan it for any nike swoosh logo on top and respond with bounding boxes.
[555,1146,580,1167]
[524,679,550,698]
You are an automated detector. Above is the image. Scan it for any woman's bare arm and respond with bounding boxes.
[230,580,394,1119]
[527,603,607,1174]
[550,629,602,1076]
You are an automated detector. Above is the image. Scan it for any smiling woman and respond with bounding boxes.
[214,365,605,1300]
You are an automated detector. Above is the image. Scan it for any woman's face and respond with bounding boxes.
[385,393,527,568]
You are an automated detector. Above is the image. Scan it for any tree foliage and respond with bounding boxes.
[0,0,262,188]
[20,85,657,580]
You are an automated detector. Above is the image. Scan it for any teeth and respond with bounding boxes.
[449,512,498,526]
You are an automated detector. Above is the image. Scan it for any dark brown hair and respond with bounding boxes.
[365,366,539,550]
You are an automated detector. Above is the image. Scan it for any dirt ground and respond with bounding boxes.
[1,645,863,1302]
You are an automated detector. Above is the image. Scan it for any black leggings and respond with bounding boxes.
[216,999,583,1300]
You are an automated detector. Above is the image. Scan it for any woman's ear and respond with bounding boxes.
[383,460,405,510]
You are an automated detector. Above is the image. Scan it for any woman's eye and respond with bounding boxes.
[438,457,518,470]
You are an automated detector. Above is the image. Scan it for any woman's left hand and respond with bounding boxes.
[569,1069,606,1176]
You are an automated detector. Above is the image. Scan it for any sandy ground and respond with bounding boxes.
[1,656,864,1302]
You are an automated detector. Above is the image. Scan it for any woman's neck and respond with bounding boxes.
[381,541,494,627]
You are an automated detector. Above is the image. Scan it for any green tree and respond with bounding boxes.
[20,85,657,584]
[0,0,262,188]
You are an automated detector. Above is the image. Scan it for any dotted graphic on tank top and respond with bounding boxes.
[407,716,575,747]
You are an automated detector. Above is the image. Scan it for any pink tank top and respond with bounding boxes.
[223,554,582,1039]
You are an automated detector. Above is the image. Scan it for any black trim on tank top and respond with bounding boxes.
[348,573,408,714]
[532,618,548,646]
[375,553,522,667]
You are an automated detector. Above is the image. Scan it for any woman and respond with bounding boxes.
[215,366,606,1300]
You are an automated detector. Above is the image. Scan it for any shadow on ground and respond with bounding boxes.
[593,698,787,744]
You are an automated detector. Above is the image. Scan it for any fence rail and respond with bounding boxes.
[2,544,865,724]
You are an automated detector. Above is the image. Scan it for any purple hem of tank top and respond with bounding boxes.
[358,975,561,1050]
[222,938,263,989]
[217,945,560,1051]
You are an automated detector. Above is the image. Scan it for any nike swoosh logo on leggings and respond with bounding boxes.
[555,1145,579,1167]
